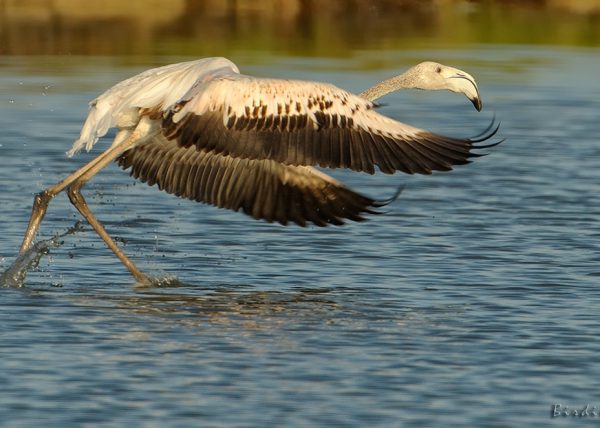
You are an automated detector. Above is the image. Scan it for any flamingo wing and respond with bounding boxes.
[162,74,499,175]
[118,135,390,227]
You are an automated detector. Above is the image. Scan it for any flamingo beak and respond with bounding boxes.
[449,72,482,111]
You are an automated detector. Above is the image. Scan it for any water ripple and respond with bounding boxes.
[1,48,600,426]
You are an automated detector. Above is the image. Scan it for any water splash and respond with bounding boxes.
[0,221,83,288]
[137,274,185,289]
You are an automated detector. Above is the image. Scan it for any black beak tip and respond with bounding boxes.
[471,96,483,112]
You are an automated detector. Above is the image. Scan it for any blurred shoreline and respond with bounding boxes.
[1,0,599,57]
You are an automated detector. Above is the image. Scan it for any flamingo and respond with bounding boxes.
[17,57,499,284]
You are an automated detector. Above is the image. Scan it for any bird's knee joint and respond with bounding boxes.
[34,190,53,208]
[67,185,83,204]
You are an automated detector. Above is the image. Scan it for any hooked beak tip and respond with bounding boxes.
[471,96,483,112]
[450,73,483,112]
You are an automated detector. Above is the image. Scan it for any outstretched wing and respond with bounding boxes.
[162,74,499,175]
[117,135,390,227]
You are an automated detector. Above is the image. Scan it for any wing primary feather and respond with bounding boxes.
[385,133,422,174]
[469,116,498,141]
[287,191,305,227]
[186,152,203,200]
[196,153,214,203]
[372,184,405,208]
[407,138,454,171]
[472,138,504,150]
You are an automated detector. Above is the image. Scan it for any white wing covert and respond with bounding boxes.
[67,57,240,157]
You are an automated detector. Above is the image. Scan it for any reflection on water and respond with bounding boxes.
[113,286,340,324]
[1,0,599,58]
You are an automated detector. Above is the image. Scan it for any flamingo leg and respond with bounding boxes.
[19,130,132,254]
[19,117,157,283]
[67,180,150,284]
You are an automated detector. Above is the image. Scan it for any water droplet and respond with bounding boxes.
[8,99,15,104]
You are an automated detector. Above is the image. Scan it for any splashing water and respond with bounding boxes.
[0,221,84,288]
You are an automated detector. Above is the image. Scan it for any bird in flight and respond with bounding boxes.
[16,57,499,284]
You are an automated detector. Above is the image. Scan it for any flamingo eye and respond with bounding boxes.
[436,66,442,73]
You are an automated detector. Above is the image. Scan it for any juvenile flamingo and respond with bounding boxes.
[17,58,499,284]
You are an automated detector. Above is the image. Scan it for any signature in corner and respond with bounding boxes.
[551,404,600,418]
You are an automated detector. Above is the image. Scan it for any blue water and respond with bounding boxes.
[1,46,600,426]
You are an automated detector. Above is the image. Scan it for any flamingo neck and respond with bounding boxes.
[359,70,419,102]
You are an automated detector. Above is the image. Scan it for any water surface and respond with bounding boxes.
[1,46,600,426]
